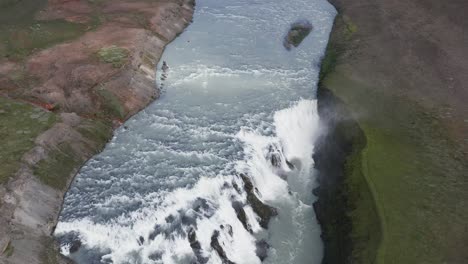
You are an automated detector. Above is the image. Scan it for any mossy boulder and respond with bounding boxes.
[97,45,129,68]
[283,20,313,50]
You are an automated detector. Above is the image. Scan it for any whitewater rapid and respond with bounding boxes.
[55,0,336,263]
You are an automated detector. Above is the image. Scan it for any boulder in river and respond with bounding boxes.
[283,20,313,50]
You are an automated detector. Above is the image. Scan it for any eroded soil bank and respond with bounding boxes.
[0,1,194,263]
[314,0,468,263]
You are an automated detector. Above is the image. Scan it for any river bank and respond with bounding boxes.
[0,1,194,263]
[315,0,468,263]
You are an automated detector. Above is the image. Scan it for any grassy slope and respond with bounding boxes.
[33,118,111,190]
[0,0,114,189]
[321,14,468,264]
[0,0,87,60]
[0,97,56,183]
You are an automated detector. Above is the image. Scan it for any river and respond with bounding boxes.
[54,0,336,263]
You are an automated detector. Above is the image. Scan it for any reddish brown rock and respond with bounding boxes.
[0,0,194,263]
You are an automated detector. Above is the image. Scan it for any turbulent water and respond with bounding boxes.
[55,0,336,263]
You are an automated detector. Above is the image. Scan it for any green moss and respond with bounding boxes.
[0,20,87,60]
[323,71,468,264]
[77,118,112,150]
[130,12,151,30]
[319,15,356,82]
[96,87,126,119]
[0,0,47,25]
[320,9,468,263]
[4,241,14,257]
[343,129,383,264]
[33,143,81,190]
[87,0,107,5]
[33,117,111,190]
[97,45,129,68]
[342,16,358,39]
[7,67,40,91]
[0,0,88,60]
[39,236,59,264]
[319,45,338,82]
[0,97,57,183]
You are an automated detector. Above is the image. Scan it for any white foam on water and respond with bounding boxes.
[55,99,322,264]
[274,100,321,162]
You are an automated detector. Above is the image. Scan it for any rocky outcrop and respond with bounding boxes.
[283,20,313,50]
[239,174,277,229]
[0,1,194,263]
[210,230,235,264]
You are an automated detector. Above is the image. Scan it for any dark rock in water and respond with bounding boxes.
[162,60,169,71]
[232,181,241,194]
[232,201,252,233]
[148,251,163,261]
[181,213,197,226]
[240,174,278,229]
[165,214,175,223]
[192,197,214,218]
[148,224,162,241]
[255,240,270,261]
[57,231,82,254]
[211,230,235,264]
[69,239,82,254]
[222,181,230,189]
[188,228,201,251]
[266,144,282,168]
[137,236,144,246]
[188,227,208,264]
[270,154,281,167]
[161,61,169,81]
[220,224,234,237]
[283,20,313,50]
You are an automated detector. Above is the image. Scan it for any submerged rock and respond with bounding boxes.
[283,20,313,50]
[255,240,270,261]
[69,239,82,254]
[137,236,144,246]
[266,144,283,168]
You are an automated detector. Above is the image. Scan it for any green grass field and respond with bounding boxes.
[0,0,86,60]
[321,14,468,264]
[33,118,111,190]
[0,97,56,183]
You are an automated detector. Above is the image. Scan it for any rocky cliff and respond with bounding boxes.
[0,1,194,263]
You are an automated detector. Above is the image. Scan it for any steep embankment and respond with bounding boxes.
[0,0,194,263]
[315,0,468,263]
